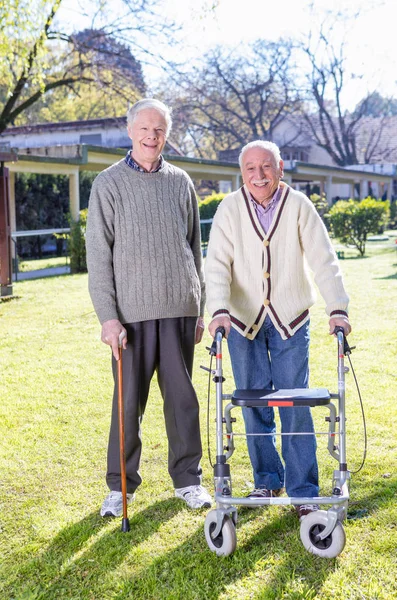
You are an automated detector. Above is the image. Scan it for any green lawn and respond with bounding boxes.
[17,255,69,272]
[1,246,396,600]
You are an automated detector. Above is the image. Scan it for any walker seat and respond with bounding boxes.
[231,387,331,407]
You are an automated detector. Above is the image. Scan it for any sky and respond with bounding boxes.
[57,0,397,111]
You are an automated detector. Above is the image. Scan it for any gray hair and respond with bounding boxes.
[239,140,282,168]
[126,98,172,137]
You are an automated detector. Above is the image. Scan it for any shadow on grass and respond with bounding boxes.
[347,474,397,520]
[2,499,183,600]
[110,509,336,600]
[111,477,397,600]
[374,273,397,279]
[5,478,396,600]
[337,255,368,260]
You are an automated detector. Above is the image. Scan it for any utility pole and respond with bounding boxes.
[0,149,18,297]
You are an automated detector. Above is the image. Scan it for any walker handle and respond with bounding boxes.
[333,326,345,335]
[209,326,226,355]
[332,326,353,356]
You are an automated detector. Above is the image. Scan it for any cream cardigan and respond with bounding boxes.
[205,184,349,340]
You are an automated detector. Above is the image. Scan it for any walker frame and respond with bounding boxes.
[203,327,351,558]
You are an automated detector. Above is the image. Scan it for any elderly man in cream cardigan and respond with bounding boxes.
[205,140,351,520]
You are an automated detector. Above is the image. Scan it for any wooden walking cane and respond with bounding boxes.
[118,331,130,532]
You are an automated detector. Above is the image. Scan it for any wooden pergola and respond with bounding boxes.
[4,143,395,231]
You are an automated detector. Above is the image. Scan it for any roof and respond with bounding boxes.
[0,116,184,156]
[1,116,128,135]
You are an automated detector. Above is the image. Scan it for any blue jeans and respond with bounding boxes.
[227,316,319,498]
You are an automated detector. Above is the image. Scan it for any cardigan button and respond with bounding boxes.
[263,240,269,246]
[263,271,270,278]
[263,299,270,306]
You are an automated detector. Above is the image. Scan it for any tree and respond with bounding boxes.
[354,92,397,118]
[162,40,301,159]
[17,28,146,124]
[327,198,389,256]
[0,0,177,133]
[299,13,397,166]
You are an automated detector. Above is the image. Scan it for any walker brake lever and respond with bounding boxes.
[207,326,226,356]
[333,326,354,356]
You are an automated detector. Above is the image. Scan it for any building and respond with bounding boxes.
[0,117,395,240]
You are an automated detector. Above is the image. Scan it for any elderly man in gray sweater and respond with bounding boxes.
[86,98,211,516]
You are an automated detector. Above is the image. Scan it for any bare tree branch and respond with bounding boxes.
[160,40,301,159]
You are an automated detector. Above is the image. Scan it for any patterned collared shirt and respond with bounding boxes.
[250,186,282,234]
[125,150,164,173]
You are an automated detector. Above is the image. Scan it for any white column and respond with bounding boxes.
[349,182,355,200]
[359,179,366,199]
[9,171,16,232]
[9,171,16,259]
[69,170,80,221]
[325,175,333,205]
[232,173,241,190]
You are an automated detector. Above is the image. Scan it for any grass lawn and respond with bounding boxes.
[17,255,69,273]
[1,244,396,600]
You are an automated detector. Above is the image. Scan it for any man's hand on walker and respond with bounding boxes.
[195,317,205,344]
[208,315,231,339]
[101,319,127,360]
[329,316,352,337]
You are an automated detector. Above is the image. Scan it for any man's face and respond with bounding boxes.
[241,147,284,204]
[127,108,167,169]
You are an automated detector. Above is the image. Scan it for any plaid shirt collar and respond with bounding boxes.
[125,150,164,173]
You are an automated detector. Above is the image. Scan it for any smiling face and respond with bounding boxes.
[127,108,167,171]
[241,147,284,205]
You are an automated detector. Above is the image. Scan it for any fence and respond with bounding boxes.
[200,219,213,256]
[12,228,70,280]
[11,221,214,279]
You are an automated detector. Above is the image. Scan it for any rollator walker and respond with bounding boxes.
[203,326,352,558]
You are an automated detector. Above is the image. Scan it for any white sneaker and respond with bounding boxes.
[100,491,135,517]
[174,485,212,509]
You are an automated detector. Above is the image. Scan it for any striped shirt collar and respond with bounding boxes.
[125,150,164,173]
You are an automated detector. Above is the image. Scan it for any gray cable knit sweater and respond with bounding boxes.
[86,158,205,325]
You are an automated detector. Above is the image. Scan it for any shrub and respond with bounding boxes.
[69,209,88,273]
[310,193,330,222]
[198,193,227,220]
[327,197,389,256]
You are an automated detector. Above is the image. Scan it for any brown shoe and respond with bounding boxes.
[247,488,284,498]
[295,504,320,520]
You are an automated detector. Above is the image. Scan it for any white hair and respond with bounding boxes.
[126,98,172,137]
[239,140,282,168]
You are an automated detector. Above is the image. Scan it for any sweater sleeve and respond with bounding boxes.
[186,179,206,316]
[204,200,234,319]
[85,174,120,324]
[299,198,349,318]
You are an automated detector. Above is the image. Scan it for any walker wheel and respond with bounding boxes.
[300,510,346,558]
[204,510,237,556]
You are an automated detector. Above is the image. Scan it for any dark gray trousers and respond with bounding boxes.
[106,317,203,493]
